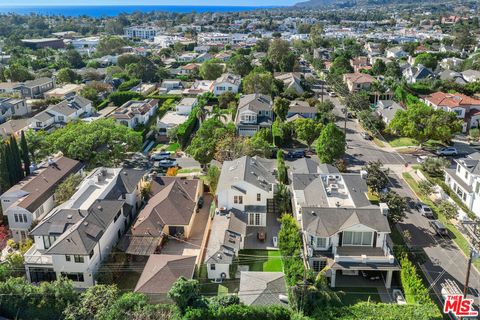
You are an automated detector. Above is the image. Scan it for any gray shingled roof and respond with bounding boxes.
[302,207,390,237]
[238,272,287,306]
[288,158,320,174]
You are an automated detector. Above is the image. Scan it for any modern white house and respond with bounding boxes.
[29,96,93,132]
[0,156,83,242]
[175,97,198,115]
[213,73,240,96]
[71,37,100,56]
[24,167,145,288]
[110,99,158,129]
[444,152,480,219]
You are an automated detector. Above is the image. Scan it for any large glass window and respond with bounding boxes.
[43,236,57,249]
[342,231,373,246]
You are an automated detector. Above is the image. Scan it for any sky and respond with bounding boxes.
[0,0,297,6]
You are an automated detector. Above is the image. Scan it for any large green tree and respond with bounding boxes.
[199,60,224,80]
[19,131,30,176]
[272,97,290,121]
[316,123,346,164]
[294,118,323,150]
[242,71,275,95]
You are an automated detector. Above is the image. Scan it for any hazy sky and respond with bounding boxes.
[1,0,296,6]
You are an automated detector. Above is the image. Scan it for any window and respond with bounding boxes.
[43,236,56,249]
[113,211,121,223]
[74,255,84,263]
[36,122,43,128]
[89,250,94,259]
[342,231,373,246]
[61,272,84,282]
[457,165,461,172]
[317,237,327,248]
[210,264,216,270]
[257,193,261,201]
[312,260,327,272]
[248,213,261,226]
[476,182,480,194]
[234,196,243,204]
[465,171,469,179]
[65,255,71,262]
[14,214,18,223]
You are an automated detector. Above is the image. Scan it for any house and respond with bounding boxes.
[288,163,399,288]
[134,254,196,303]
[182,80,214,96]
[350,57,371,73]
[124,26,161,40]
[238,272,287,306]
[274,73,304,95]
[179,63,200,76]
[160,80,183,93]
[196,52,213,63]
[375,100,403,125]
[0,156,83,241]
[71,37,100,56]
[438,70,467,85]
[215,52,232,62]
[385,46,408,59]
[194,45,210,54]
[424,92,480,131]
[176,97,197,115]
[462,70,480,83]
[24,167,145,287]
[0,119,30,139]
[213,73,241,96]
[343,73,376,92]
[287,100,317,120]
[440,57,463,70]
[131,176,203,240]
[15,77,55,99]
[235,94,273,137]
[0,98,30,122]
[21,38,65,50]
[444,152,480,219]
[110,99,158,129]
[403,64,436,84]
[177,53,198,63]
[0,82,20,94]
[44,84,84,100]
[157,111,189,136]
[30,96,93,131]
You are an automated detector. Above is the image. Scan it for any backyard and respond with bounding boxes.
[237,249,284,272]
[334,287,382,305]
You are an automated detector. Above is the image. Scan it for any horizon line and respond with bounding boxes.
[0,4,283,7]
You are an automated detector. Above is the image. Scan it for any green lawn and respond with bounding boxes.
[334,287,382,305]
[237,249,283,272]
[166,142,180,152]
[177,168,202,174]
[402,173,480,270]
[218,284,228,296]
[388,137,418,148]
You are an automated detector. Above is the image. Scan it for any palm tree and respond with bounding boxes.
[209,106,229,123]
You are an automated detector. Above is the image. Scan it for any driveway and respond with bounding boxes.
[389,173,480,306]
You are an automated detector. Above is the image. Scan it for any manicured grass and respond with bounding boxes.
[388,137,418,148]
[367,189,380,205]
[334,287,382,305]
[177,168,202,174]
[166,142,180,152]
[218,284,228,296]
[402,173,480,270]
[237,249,283,272]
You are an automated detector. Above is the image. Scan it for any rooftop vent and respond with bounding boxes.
[67,214,73,219]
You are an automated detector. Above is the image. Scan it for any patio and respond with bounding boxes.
[243,212,281,250]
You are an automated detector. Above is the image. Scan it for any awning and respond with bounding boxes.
[331,260,401,271]
[119,234,162,256]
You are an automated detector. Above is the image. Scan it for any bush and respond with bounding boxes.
[118,78,140,91]
[399,252,433,305]
[278,214,304,286]
[109,91,142,106]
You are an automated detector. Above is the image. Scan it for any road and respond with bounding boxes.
[324,93,480,310]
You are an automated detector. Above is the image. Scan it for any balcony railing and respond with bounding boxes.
[334,244,395,264]
[24,246,52,265]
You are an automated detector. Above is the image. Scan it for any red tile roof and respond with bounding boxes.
[425,92,480,109]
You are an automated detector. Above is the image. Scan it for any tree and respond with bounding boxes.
[294,118,323,150]
[330,56,353,75]
[19,131,30,176]
[272,97,290,121]
[24,129,46,163]
[0,145,9,191]
[55,173,83,205]
[363,160,390,194]
[186,119,228,166]
[96,36,127,56]
[168,277,202,314]
[109,91,142,106]
[316,123,346,164]
[228,54,252,76]
[385,61,402,79]
[277,150,287,183]
[310,23,324,47]
[389,103,462,146]
[268,38,295,72]
[437,200,458,221]
[414,53,438,70]
[79,86,99,106]
[9,136,23,183]
[57,68,78,84]
[4,63,34,82]
[421,157,450,178]
[380,190,408,224]
[242,71,275,95]
[418,180,434,197]
[199,60,224,80]
[275,184,291,215]
[64,49,84,69]
[357,110,385,134]
[206,165,220,194]
[372,59,386,75]
[218,91,237,109]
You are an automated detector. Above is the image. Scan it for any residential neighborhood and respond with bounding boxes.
[0,1,479,320]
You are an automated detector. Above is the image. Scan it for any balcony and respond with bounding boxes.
[334,244,395,264]
[24,246,52,265]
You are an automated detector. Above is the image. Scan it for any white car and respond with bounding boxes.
[436,147,457,156]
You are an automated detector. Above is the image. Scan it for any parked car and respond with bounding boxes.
[430,220,448,237]
[417,203,434,219]
[287,150,305,159]
[436,147,458,156]
[328,91,337,97]
[151,151,172,161]
[198,196,204,209]
[361,132,373,140]
[155,159,177,168]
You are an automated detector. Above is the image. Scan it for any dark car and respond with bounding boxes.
[151,151,171,161]
[287,150,305,159]
[198,197,204,209]
[429,220,448,237]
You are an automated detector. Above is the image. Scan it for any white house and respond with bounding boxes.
[234,94,273,137]
[110,99,158,129]
[71,37,100,56]
[385,46,408,59]
[124,26,161,40]
[24,167,145,288]
[0,98,30,123]
[213,73,240,96]
[176,97,198,115]
[444,152,480,219]
[0,156,83,242]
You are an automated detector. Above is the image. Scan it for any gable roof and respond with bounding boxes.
[238,272,287,306]
[344,73,376,85]
[131,177,200,236]
[302,207,390,237]
[134,254,196,294]
[425,92,480,109]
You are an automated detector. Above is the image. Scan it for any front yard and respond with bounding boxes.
[237,249,283,272]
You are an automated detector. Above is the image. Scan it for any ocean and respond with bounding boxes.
[0,5,275,17]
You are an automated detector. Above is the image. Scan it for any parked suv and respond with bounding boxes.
[417,203,434,219]
[436,147,458,156]
[429,220,448,237]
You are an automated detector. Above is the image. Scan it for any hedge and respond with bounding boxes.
[109,91,143,106]
[278,214,305,286]
[182,304,291,320]
[118,78,140,91]
[176,106,198,148]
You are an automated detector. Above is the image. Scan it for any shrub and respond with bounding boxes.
[118,78,140,91]
[109,91,142,106]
